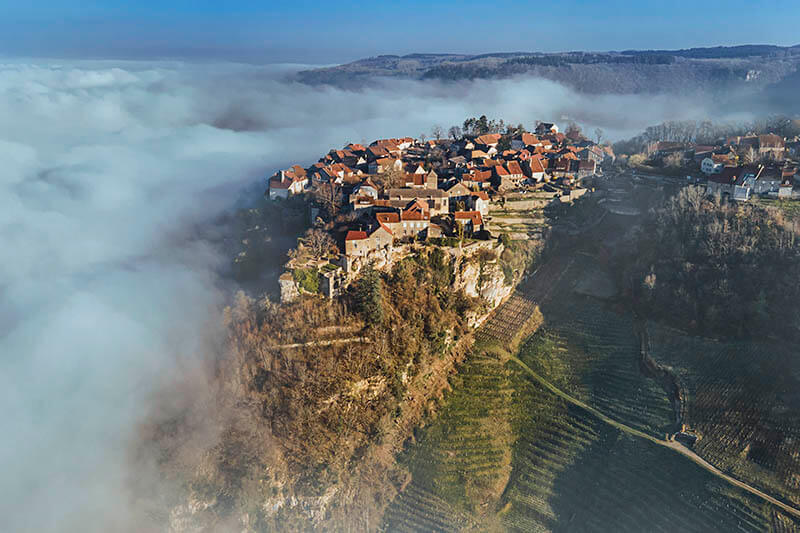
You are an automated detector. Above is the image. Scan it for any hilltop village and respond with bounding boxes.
[267,119,611,302]
[644,133,799,201]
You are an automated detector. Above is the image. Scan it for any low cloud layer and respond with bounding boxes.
[0,59,734,532]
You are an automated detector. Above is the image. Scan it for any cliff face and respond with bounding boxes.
[165,242,523,532]
[450,243,514,324]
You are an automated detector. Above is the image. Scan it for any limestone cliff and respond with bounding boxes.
[165,241,527,533]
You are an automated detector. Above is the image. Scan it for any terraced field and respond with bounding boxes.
[502,373,795,532]
[382,350,799,532]
[475,292,540,345]
[648,324,800,508]
[382,353,515,531]
[487,195,552,241]
[517,252,674,437]
[519,303,675,438]
[381,243,800,531]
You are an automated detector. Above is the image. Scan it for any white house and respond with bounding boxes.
[268,169,308,199]
[470,191,490,216]
[701,157,724,175]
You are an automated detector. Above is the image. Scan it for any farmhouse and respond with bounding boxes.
[344,225,393,259]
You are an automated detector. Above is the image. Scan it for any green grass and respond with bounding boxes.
[754,197,800,221]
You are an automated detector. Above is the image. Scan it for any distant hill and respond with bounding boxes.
[295,45,800,100]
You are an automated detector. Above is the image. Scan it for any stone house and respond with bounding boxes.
[454,210,485,235]
[268,167,308,199]
[445,181,472,210]
[387,188,450,216]
[469,191,490,216]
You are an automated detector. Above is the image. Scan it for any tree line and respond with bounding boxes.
[614,116,800,155]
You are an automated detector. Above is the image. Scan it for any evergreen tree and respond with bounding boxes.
[354,263,384,326]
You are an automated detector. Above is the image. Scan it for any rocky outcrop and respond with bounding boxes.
[448,242,515,327]
[278,272,299,303]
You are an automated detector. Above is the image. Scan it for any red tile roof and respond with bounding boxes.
[270,177,291,189]
[528,158,545,174]
[476,133,502,146]
[454,211,484,226]
[507,161,523,175]
[376,212,400,224]
[403,174,426,186]
[345,230,368,241]
[368,145,390,158]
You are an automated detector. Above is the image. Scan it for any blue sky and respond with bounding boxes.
[1,0,799,63]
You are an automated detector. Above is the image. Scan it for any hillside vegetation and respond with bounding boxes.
[624,186,800,339]
[295,45,800,97]
[156,241,539,530]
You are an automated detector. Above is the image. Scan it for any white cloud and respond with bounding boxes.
[0,58,729,532]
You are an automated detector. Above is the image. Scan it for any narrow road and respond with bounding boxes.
[508,353,800,520]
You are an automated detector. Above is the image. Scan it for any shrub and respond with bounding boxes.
[501,262,515,286]
[292,267,319,294]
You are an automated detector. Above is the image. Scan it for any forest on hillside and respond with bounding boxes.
[623,186,800,339]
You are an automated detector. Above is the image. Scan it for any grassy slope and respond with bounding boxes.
[381,252,800,531]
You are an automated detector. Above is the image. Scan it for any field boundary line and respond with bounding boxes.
[507,352,800,520]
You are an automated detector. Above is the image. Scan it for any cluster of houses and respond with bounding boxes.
[647,134,800,201]
[267,122,610,297]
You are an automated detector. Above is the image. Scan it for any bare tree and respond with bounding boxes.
[742,145,757,165]
[314,181,342,219]
[377,166,406,192]
[565,121,583,140]
[594,127,604,145]
[302,228,337,260]
[448,125,462,140]
[419,133,427,143]
[431,125,444,140]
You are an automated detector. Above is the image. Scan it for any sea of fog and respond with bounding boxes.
[0,58,736,532]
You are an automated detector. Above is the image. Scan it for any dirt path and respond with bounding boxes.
[271,336,370,350]
[507,352,800,520]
